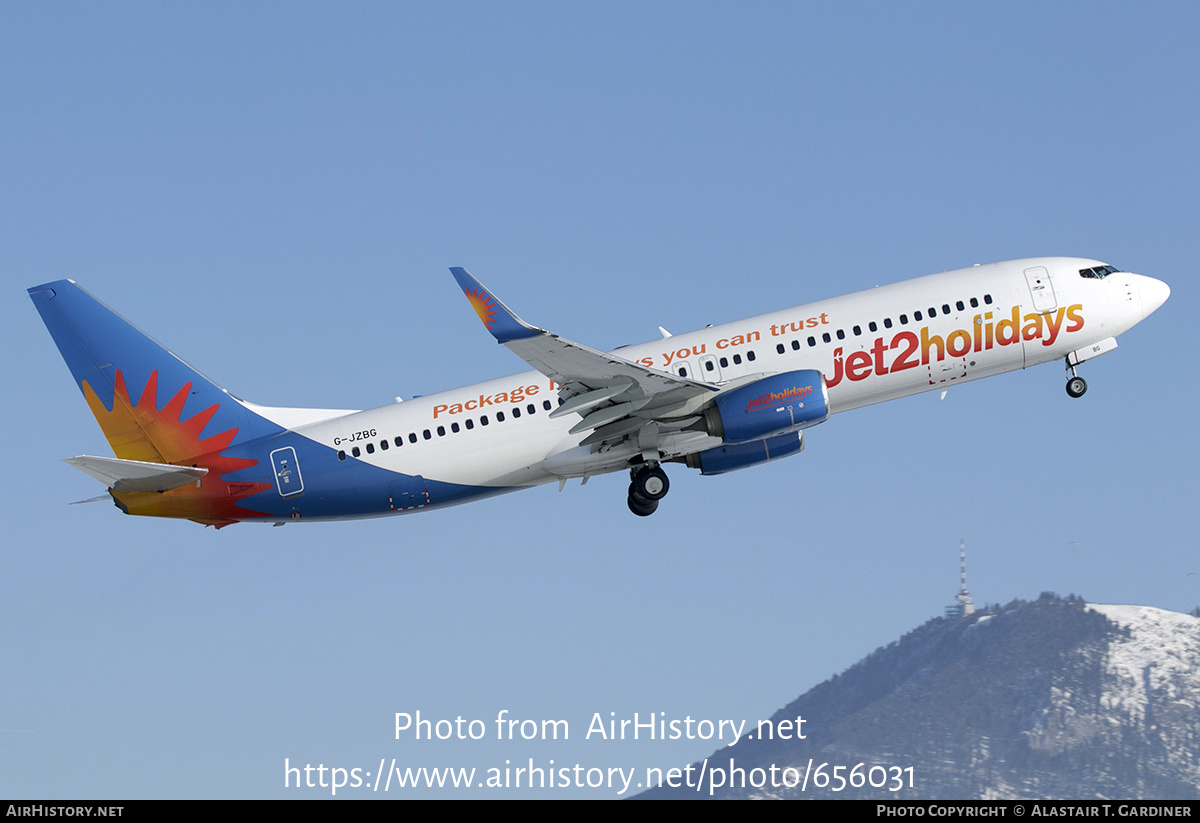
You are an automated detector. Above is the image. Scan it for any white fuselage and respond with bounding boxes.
[282,257,1165,501]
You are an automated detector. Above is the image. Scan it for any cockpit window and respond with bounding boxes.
[1080,265,1122,280]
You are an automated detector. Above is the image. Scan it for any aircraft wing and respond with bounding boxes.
[450,268,720,450]
[64,455,208,493]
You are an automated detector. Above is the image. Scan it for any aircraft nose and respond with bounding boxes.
[1139,275,1170,318]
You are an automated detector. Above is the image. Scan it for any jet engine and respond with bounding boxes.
[684,431,805,475]
[699,369,829,443]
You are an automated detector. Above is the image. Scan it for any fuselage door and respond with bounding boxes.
[389,475,430,511]
[1024,266,1058,314]
[698,354,722,382]
[270,447,304,497]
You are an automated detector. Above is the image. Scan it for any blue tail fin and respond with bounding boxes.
[28,280,279,463]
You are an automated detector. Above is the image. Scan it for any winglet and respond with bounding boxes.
[450,268,543,344]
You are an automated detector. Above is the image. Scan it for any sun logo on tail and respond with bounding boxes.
[465,287,498,330]
[81,369,271,526]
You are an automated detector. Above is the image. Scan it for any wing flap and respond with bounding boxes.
[549,380,635,419]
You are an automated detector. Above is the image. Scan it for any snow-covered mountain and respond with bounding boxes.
[638,595,1200,799]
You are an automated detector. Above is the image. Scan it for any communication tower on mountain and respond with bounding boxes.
[945,539,975,618]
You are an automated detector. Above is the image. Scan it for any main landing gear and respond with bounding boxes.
[1065,357,1088,398]
[627,464,670,517]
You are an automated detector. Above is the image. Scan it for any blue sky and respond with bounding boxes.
[3,2,1197,798]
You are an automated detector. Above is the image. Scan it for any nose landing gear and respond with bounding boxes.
[1065,357,1088,398]
[627,464,669,516]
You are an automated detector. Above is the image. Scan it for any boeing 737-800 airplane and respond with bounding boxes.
[29,258,1169,526]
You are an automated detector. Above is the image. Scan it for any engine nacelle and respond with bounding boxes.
[686,431,805,475]
[701,370,829,444]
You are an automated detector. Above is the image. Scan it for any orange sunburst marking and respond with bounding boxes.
[465,287,498,329]
[81,369,272,525]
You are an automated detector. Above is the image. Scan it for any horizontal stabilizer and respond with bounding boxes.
[69,495,115,505]
[64,455,209,493]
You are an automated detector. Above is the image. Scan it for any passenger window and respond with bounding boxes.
[437,426,445,436]
[927,308,935,318]
[481,415,489,426]
[776,343,785,354]
[705,360,715,371]
[451,422,460,432]
[914,311,923,321]
[836,329,845,340]
[822,332,831,343]
[853,325,861,336]
[337,450,346,461]
[677,366,688,376]
[497,411,505,422]
[527,403,536,414]
[900,314,908,325]
[465,419,474,430]
[423,430,431,440]
[869,321,877,332]
[512,407,521,418]
[984,294,993,304]
[956,300,964,311]
[366,443,375,454]
[970,297,979,308]
[884,318,893,328]
[732,354,742,365]
[352,446,361,457]
[719,357,729,368]
[543,400,552,410]
[792,339,801,350]
[747,350,756,361]
[380,440,389,451]
[394,436,403,447]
